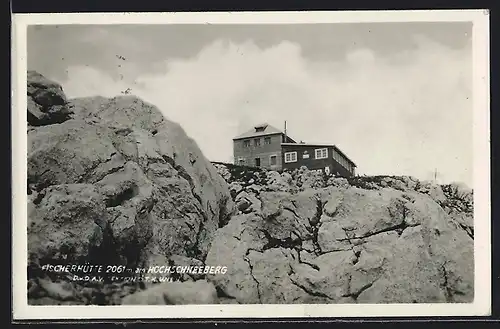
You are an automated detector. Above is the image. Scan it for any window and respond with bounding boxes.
[264,137,272,145]
[243,140,250,148]
[333,149,349,170]
[254,138,261,147]
[337,156,351,171]
[270,155,277,166]
[303,151,310,159]
[255,158,261,167]
[284,151,297,163]
[315,148,328,159]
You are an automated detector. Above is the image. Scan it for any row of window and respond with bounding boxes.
[243,137,272,148]
[236,146,353,172]
[284,148,328,163]
[284,148,354,173]
[332,149,354,172]
[238,154,278,167]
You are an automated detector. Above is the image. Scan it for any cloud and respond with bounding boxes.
[54,35,472,187]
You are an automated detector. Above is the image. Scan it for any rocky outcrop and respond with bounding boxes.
[27,72,234,305]
[27,71,73,126]
[26,71,474,305]
[207,163,474,304]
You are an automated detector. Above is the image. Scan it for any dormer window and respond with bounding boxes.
[254,124,268,132]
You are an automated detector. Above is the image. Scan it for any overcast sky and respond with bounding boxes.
[27,22,473,187]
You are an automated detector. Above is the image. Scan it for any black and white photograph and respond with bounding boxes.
[12,10,490,319]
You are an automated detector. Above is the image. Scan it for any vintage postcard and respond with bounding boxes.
[12,10,490,320]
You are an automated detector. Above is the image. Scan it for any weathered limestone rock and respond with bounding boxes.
[28,184,108,265]
[27,70,73,126]
[206,166,475,304]
[27,71,235,305]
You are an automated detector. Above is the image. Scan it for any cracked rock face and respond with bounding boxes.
[27,71,235,305]
[209,164,474,304]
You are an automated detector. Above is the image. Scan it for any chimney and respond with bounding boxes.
[284,120,287,143]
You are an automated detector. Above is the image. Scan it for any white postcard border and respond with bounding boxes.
[11,10,491,319]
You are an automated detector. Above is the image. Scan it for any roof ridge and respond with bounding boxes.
[233,123,284,140]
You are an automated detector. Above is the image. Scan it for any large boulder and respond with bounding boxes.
[27,71,235,305]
